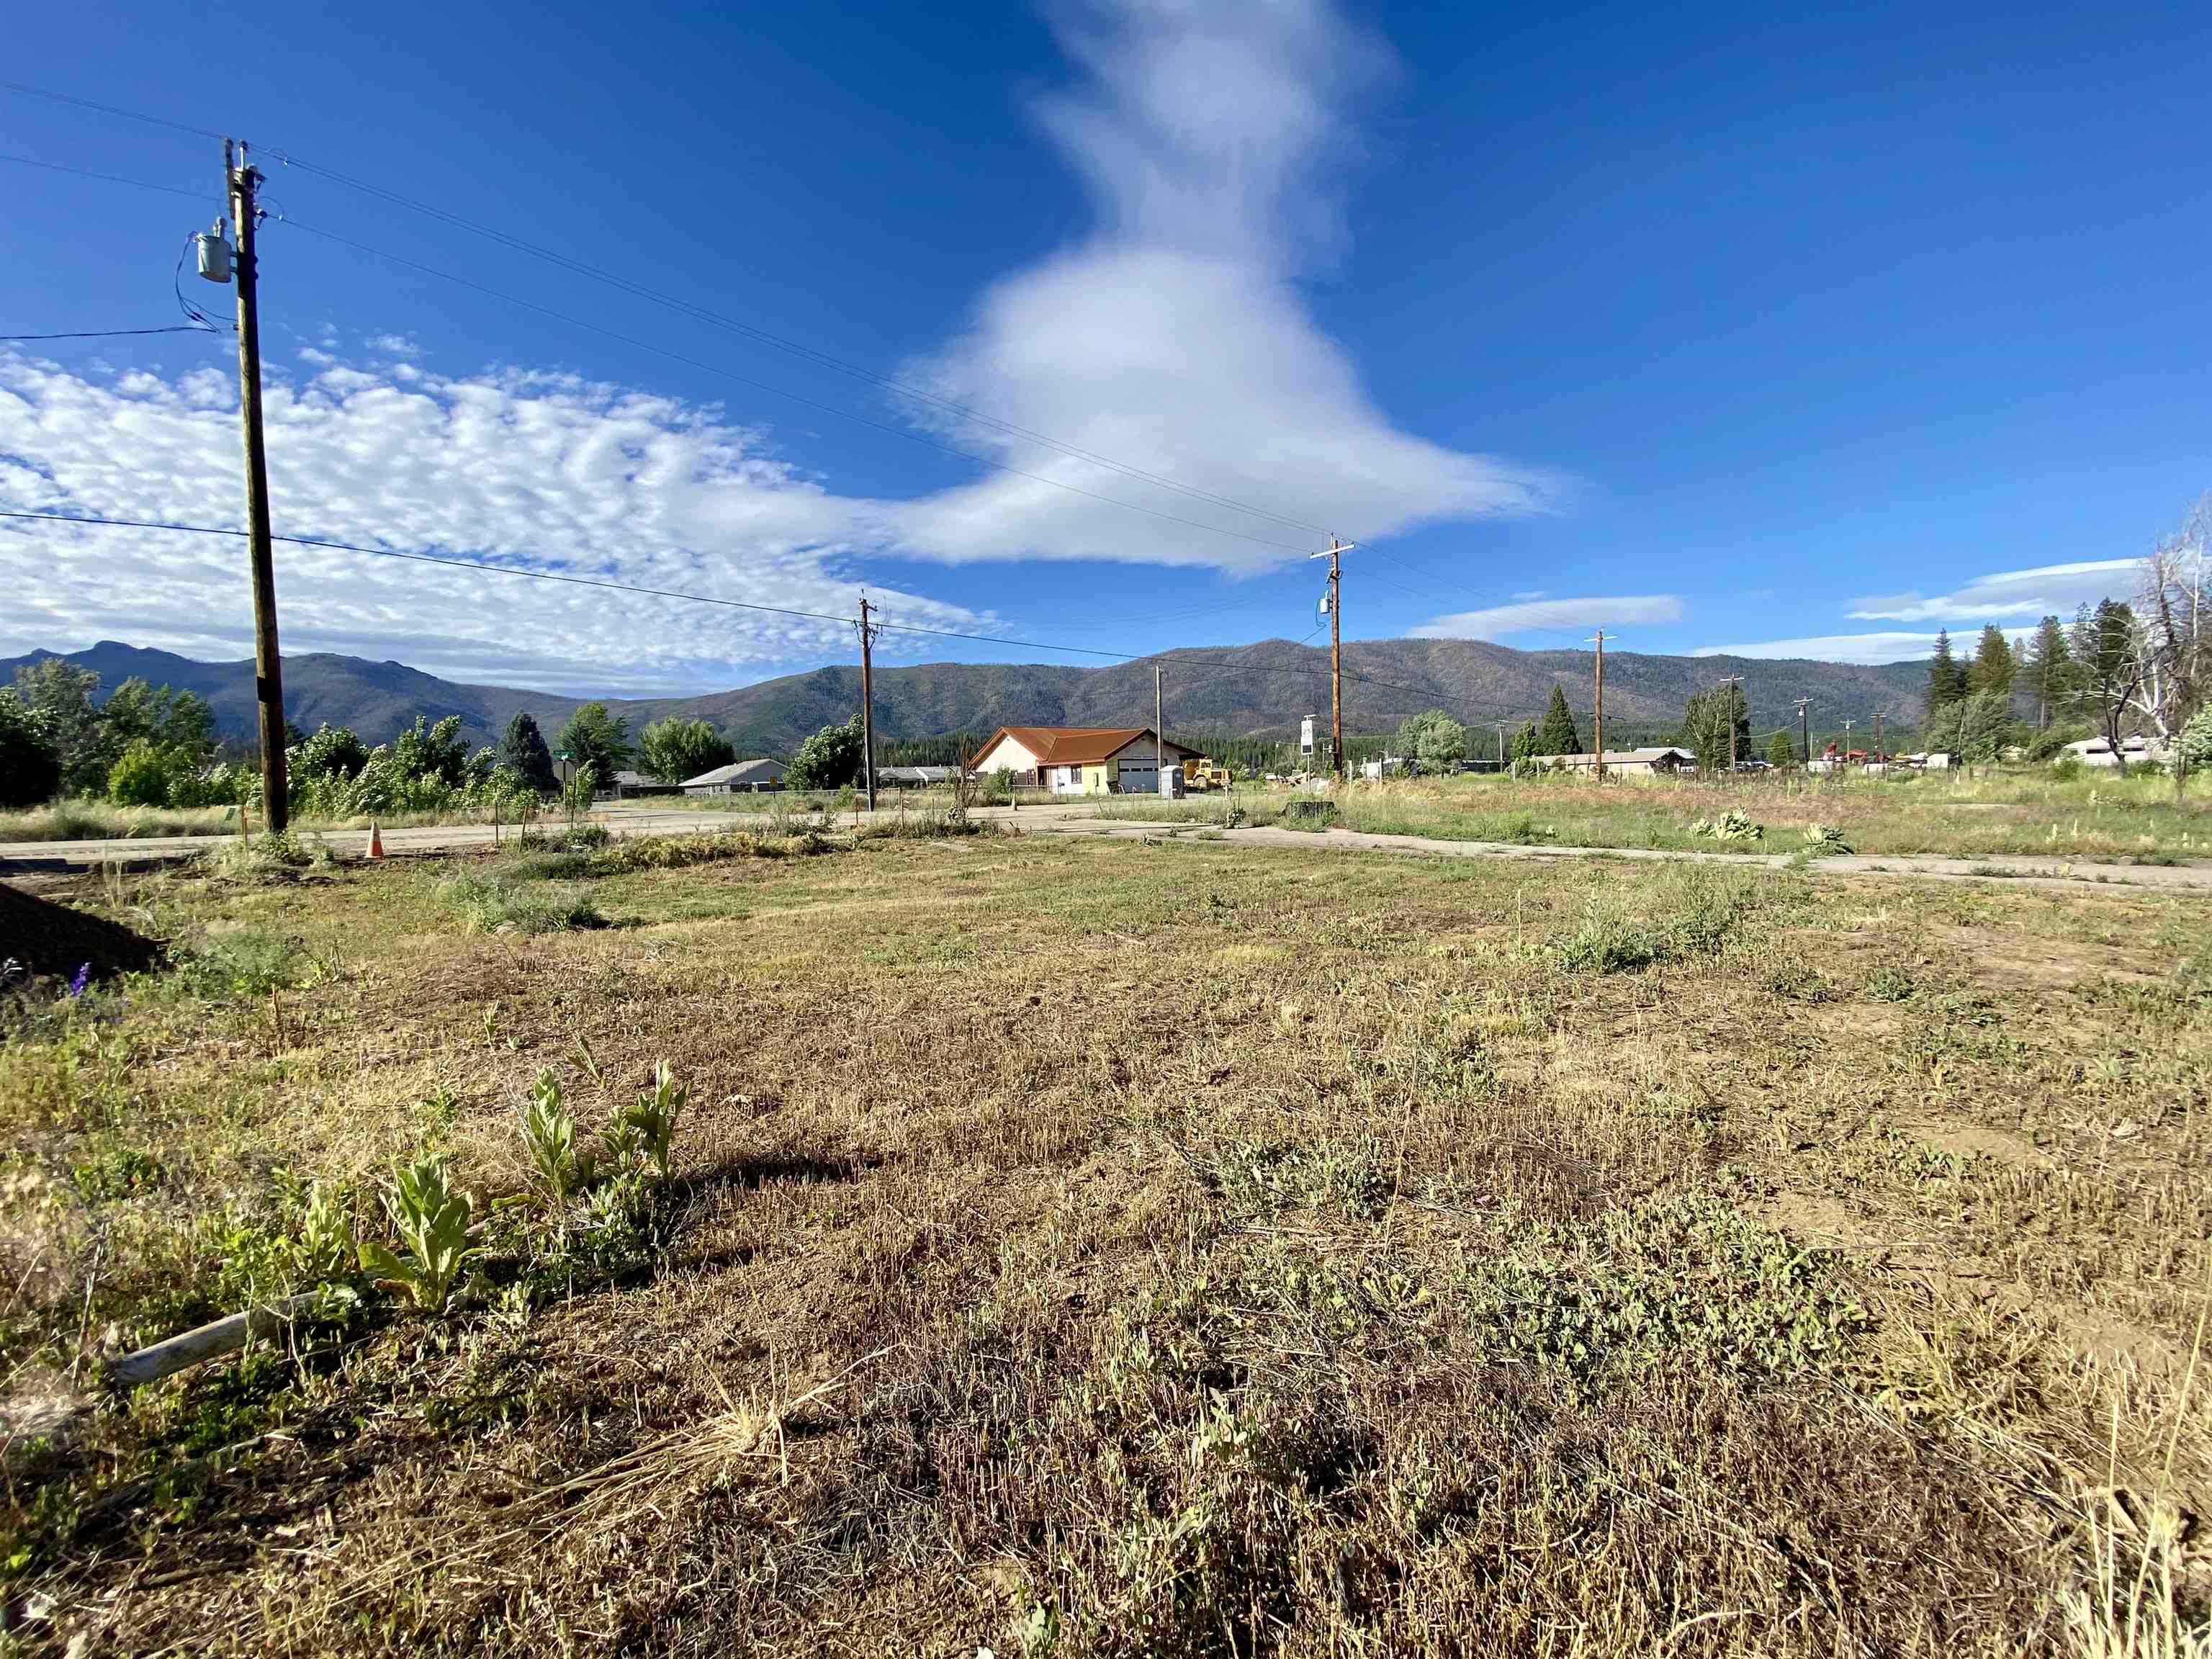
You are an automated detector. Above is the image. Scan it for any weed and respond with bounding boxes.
[520,1069,590,1231]
[1554,891,1658,974]
[1864,964,1917,1002]
[436,871,603,935]
[611,1061,687,1183]
[359,1153,476,1310]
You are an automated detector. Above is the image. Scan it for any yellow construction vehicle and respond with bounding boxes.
[1183,757,1232,792]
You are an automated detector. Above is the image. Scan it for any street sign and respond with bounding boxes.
[1300,716,1314,756]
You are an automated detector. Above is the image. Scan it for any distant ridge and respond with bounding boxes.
[2,639,1929,755]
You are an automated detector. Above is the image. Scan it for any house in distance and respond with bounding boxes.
[970,725,1197,795]
[680,758,787,795]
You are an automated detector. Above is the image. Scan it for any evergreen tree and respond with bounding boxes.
[1535,684,1582,756]
[499,711,560,796]
[1967,624,2016,699]
[1509,721,1539,765]
[1766,727,1795,769]
[1925,629,1968,716]
[2024,615,2071,731]
[557,703,633,784]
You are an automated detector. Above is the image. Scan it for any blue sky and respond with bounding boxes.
[2,0,2207,691]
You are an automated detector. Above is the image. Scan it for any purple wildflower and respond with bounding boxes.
[67,963,92,998]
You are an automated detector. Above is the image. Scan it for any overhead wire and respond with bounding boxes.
[1,325,215,342]
[0,81,1346,546]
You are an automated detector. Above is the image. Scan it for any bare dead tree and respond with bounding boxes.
[2131,495,2211,757]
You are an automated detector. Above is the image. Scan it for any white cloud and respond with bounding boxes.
[0,353,989,690]
[0,0,1557,688]
[1848,559,2137,623]
[1692,629,2033,665]
[1408,594,1682,641]
[873,0,1557,572]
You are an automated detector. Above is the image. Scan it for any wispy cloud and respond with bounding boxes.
[1409,594,1682,641]
[1848,559,2136,623]
[1692,629,2031,665]
[877,0,1558,572]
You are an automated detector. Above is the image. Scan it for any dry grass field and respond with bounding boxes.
[2,825,2209,1655]
[1102,766,2212,863]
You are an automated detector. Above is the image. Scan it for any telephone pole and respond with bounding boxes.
[1308,536,1356,781]
[1718,673,1745,774]
[225,140,288,830]
[855,595,878,811]
[1841,718,1856,763]
[1794,697,1812,771]
[1495,721,1508,768]
[1154,663,1164,796]
[1588,631,1607,780]
[1871,710,1884,765]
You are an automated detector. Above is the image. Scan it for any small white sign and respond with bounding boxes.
[1300,716,1314,755]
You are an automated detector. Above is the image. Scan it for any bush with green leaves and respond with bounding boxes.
[1802,822,1851,855]
[0,689,63,807]
[786,716,864,791]
[638,716,734,787]
[105,739,202,807]
[359,1153,476,1310]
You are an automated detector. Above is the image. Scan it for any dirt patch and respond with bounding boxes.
[0,880,166,981]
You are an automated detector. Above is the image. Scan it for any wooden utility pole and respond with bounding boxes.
[1871,710,1884,765]
[1841,717,1856,763]
[227,140,288,830]
[1588,631,1607,780]
[1495,721,1508,767]
[1719,673,1745,774]
[855,595,878,811]
[1794,697,1812,771]
[1308,536,1355,781]
[1154,664,1164,796]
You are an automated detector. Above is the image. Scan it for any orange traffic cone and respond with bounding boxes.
[368,821,385,860]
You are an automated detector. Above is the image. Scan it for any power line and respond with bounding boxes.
[1,325,215,341]
[0,83,1342,546]
[0,151,210,199]
[0,78,228,142]
[0,506,1532,715]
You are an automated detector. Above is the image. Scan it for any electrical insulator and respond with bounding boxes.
[194,221,233,284]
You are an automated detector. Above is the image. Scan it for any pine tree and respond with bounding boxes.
[1536,684,1582,756]
[1766,727,1794,769]
[500,711,560,796]
[2024,615,2070,731]
[1968,624,2016,699]
[1925,629,1968,716]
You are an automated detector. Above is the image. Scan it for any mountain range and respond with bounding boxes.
[2,639,1930,757]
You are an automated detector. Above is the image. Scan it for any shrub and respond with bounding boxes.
[107,739,200,807]
[1802,822,1851,855]
[437,871,602,935]
[0,689,63,806]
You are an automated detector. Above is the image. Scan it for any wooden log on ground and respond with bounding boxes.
[107,1295,317,1389]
